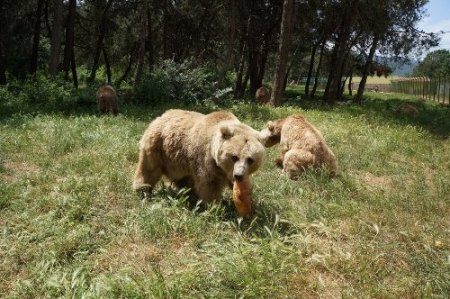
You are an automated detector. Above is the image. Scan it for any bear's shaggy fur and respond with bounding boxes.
[259,114,338,178]
[255,86,270,105]
[96,85,118,115]
[133,109,266,202]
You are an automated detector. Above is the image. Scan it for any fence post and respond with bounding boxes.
[444,76,447,104]
[437,76,441,103]
[433,77,436,101]
[422,78,425,99]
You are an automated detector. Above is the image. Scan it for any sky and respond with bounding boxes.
[418,0,450,52]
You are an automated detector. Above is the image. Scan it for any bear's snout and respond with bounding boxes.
[233,162,247,181]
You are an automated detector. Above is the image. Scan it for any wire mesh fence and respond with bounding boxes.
[390,76,450,105]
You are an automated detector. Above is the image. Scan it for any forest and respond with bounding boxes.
[0,0,440,107]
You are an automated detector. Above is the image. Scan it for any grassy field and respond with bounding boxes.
[1,89,450,298]
[346,75,396,85]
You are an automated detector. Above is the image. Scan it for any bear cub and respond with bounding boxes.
[259,114,338,179]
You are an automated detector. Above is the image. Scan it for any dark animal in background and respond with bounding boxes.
[255,86,271,105]
[96,85,118,115]
[395,103,419,117]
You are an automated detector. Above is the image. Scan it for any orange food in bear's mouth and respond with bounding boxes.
[232,179,252,217]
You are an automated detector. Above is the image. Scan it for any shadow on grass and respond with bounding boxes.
[148,184,300,239]
[2,84,448,137]
[280,87,450,138]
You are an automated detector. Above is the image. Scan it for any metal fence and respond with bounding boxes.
[390,76,450,105]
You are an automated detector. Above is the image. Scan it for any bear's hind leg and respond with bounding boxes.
[283,149,315,179]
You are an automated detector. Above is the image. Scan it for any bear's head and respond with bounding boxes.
[213,122,266,184]
[258,118,285,148]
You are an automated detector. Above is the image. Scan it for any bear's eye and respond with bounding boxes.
[231,155,239,162]
[247,157,254,165]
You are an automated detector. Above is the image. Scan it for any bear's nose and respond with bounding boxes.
[234,174,243,181]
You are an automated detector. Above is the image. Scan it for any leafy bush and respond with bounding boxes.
[134,59,217,105]
[0,76,99,117]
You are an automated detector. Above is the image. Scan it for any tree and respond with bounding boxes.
[48,0,64,79]
[30,0,44,75]
[413,49,450,77]
[355,34,379,103]
[62,0,77,86]
[135,0,149,85]
[88,0,113,83]
[270,0,295,106]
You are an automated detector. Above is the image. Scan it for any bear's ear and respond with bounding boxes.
[267,121,274,131]
[220,125,234,139]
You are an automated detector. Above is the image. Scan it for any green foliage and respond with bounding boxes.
[413,49,450,78]
[134,59,218,106]
[0,76,101,118]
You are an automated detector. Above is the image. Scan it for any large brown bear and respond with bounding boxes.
[96,85,118,115]
[133,109,266,211]
[259,114,338,178]
[255,86,270,105]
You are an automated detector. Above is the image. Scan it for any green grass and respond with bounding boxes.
[345,75,397,85]
[1,89,450,298]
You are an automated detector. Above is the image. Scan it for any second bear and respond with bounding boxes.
[259,114,338,178]
[96,85,118,115]
[255,86,270,105]
[133,109,266,208]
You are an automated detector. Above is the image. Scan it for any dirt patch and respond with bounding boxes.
[287,270,346,299]
[1,160,39,182]
[92,235,196,274]
[358,172,394,192]
[93,237,162,273]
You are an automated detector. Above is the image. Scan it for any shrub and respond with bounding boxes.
[134,59,217,105]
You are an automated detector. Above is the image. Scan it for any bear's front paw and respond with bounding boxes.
[135,186,152,201]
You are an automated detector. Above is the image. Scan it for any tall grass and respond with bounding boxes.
[1,87,449,298]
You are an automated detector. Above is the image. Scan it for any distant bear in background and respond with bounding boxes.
[259,114,338,179]
[395,103,419,117]
[96,85,118,115]
[255,86,271,105]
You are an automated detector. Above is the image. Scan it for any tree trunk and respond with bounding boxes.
[146,5,154,71]
[348,70,353,96]
[234,11,250,99]
[355,34,379,104]
[44,0,52,39]
[311,40,325,98]
[234,40,247,98]
[135,0,148,85]
[48,0,64,79]
[116,48,134,89]
[0,41,6,85]
[162,10,169,59]
[88,0,113,82]
[323,14,351,105]
[304,41,319,97]
[270,0,295,107]
[102,47,112,84]
[30,0,44,75]
[218,0,238,87]
[70,50,78,88]
[283,63,293,91]
[63,0,76,80]
[0,2,6,85]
